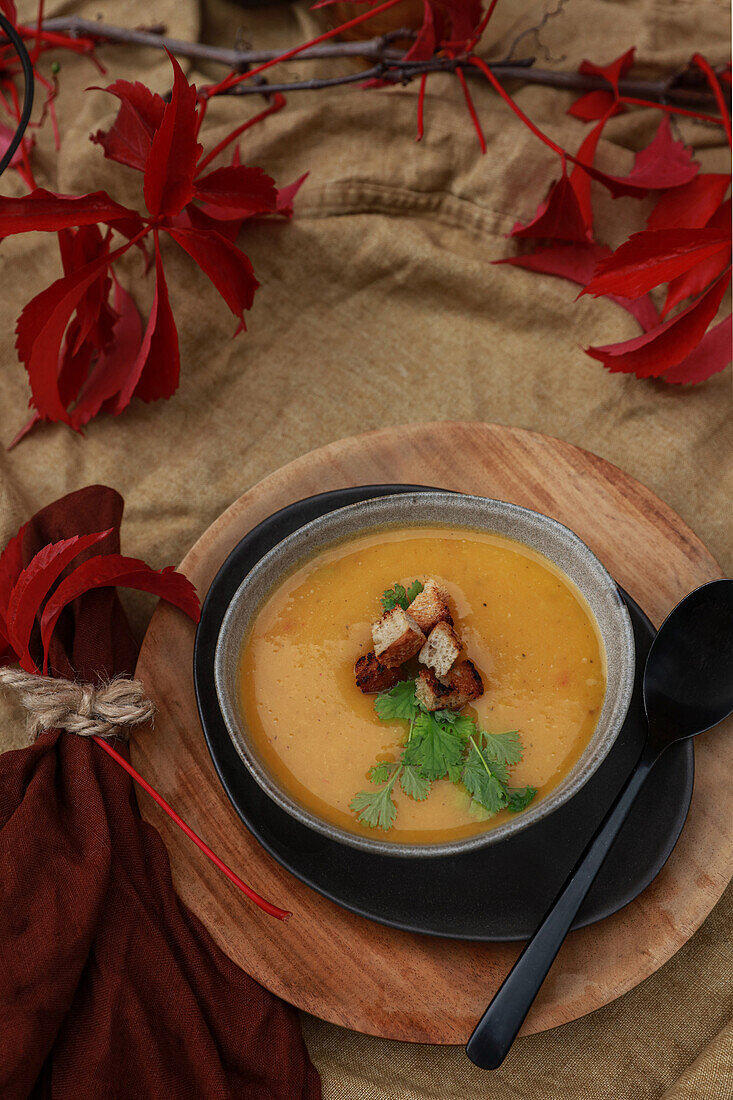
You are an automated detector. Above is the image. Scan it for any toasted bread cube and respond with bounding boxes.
[415,660,484,712]
[406,578,453,635]
[372,608,425,667]
[419,621,462,679]
[354,651,402,694]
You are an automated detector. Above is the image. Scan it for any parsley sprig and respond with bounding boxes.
[350,678,537,831]
[380,579,424,612]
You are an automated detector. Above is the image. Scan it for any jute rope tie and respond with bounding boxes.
[0,666,155,740]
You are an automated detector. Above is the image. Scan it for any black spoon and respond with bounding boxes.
[467,579,733,1071]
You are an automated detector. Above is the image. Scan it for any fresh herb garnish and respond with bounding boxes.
[374,678,419,722]
[351,677,537,831]
[380,579,424,612]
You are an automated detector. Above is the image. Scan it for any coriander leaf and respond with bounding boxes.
[406,579,424,604]
[480,730,524,767]
[399,764,431,801]
[403,711,466,781]
[435,710,476,745]
[369,761,398,784]
[506,786,537,813]
[381,579,423,611]
[375,678,418,723]
[461,741,508,815]
[350,779,398,831]
[381,582,407,611]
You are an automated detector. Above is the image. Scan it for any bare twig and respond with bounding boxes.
[28,14,728,110]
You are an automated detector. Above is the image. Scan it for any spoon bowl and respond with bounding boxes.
[644,580,733,749]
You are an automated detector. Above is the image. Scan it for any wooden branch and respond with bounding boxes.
[31,14,728,110]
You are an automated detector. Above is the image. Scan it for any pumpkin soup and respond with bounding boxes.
[238,527,606,844]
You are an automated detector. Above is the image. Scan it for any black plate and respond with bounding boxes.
[194,486,694,941]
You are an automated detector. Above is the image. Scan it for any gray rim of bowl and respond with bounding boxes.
[214,492,636,858]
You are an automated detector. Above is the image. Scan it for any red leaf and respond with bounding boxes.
[578,47,636,93]
[579,117,699,198]
[15,239,133,424]
[568,116,608,233]
[567,91,621,121]
[510,172,590,242]
[275,173,309,217]
[143,53,202,218]
[167,227,258,326]
[0,188,141,237]
[0,120,22,167]
[586,270,731,378]
[71,281,144,428]
[0,1,17,22]
[646,173,730,231]
[112,239,179,410]
[582,228,732,299]
[496,242,658,331]
[6,531,112,672]
[404,0,437,62]
[663,314,732,384]
[90,79,166,171]
[662,250,732,318]
[193,164,277,217]
[40,555,200,671]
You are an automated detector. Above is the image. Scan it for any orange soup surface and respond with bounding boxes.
[238,527,606,844]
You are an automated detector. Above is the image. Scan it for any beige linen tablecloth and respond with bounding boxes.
[1,0,731,1096]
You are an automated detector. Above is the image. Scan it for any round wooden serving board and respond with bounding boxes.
[131,423,732,1044]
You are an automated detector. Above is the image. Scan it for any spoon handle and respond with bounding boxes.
[466,750,657,1070]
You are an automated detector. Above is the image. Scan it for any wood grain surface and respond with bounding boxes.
[130,422,731,1044]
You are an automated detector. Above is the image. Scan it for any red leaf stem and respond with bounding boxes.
[196,94,286,173]
[692,54,732,144]
[456,66,486,153]
[92,735,291,920]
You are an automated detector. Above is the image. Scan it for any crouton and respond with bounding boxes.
[415,660,484,712]
[354,651,402,694]
[419,621,462,679]
[372,607,426,667]
[406,578,453,634]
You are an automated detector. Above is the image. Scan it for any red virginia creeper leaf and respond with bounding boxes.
[496,242,659,330]
[661,199,733,316]
[582,228,732,299]
[578,47,636,93]
[6,530,112,672]
[586,270,731,378]
[646,173,730,230]
[0,188,141,237]
[275,173,309,217]
[71,281,144,428]
[193,164,277,216]
[143,52,201,218]
[166,227,258,326]
[15,239,133,423]
[40,555,200,672]
[568,91,621,121]
[510,171,591,242]
[112,239,179,410]
[405,0,437,62]
[663,314,732,384]
[90,79,166,171]
[579,117,698,198]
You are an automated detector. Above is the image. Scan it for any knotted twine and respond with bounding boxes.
[0,666,154,740]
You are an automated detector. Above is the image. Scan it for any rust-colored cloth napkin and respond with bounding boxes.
[0,486,321,1100]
